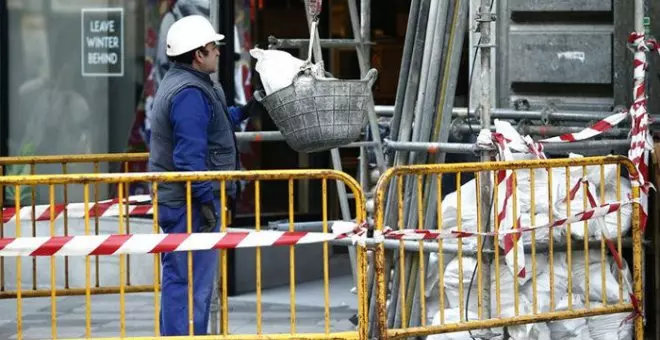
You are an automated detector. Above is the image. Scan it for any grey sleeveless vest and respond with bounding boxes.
[148,63,238,206]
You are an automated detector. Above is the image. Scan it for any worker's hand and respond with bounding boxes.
[242,97,267,118]
[200,201,219,233]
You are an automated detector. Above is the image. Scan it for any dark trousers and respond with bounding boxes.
[158,199,221,336]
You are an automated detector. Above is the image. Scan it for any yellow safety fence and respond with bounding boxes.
[0,168,368,340]
[0,154,647,339]
[0,153,148,299]
[372,156,644,339]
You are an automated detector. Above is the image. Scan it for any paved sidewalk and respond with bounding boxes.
[0,276,358,339]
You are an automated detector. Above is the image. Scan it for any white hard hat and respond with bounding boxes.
[166,15,225,56]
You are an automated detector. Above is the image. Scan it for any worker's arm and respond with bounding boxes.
[170,87,214,204]
[227,106,246,127]
[227,98,267,127]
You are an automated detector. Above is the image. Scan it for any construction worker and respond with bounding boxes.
[147,14,259,335]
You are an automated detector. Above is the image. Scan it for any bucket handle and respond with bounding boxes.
[305,20,318,65]
[364,68,379,88]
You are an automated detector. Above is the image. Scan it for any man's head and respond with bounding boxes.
[166,15,224,74]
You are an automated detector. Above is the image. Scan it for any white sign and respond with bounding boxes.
[81,8,124,77]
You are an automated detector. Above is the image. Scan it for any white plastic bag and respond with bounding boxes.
[249,48,305,95]
[440,178,479,230]
[425,252,455,322]
[440,178,488,248]
[599,176,633,240]
[587,302,633,340]
[511,153,552,214]
[490,255,549,313]
[521,252,569,313]
[571,251,624,303]
[516,212,564,245]
[552,170,605,240]
[568,153,618,189]
[427,308,493,340]
[547,294,591,340]
[444,256,488,314]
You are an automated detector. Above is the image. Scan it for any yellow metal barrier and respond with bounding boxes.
[0,153,149,299]
[373,156,644,339]
[0,169,367,340]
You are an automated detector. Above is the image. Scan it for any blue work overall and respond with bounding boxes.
[158,199,221,335]
[148,63,246,336]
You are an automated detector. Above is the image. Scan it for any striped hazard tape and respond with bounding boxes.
[538,111,629,143]
[530,32,657,233]
[0,195,153,223]
[0,199,635,257]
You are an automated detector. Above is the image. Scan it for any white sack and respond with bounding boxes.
[547,294,591,340]
[440,178,489,248]
[599,176,633,240]
[552,171,606,240]
[570,251,630,303]
[441,178,478,230]
[521,252,570,313]
[587,302,633,340]
[425,252,455,322]
[445,256,489,314]
[567,153,618,189]
[516,212,564,245]
[490,255,549,314]
[250,48,328,95]
[510,153,552,214]
[427,308,493,340]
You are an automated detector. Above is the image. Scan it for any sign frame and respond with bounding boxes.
[80,7,124,77]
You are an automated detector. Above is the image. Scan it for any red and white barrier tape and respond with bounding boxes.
[489,118,644,320]
[380,200,636,241]
[538,112,629,143]
[0,195,154,223]
[626,32,659,233]
[0,197,635,257]
[0,228,345,257]
[478,124,530,281]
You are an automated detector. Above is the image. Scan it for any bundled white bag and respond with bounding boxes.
[552,170,605,240]
[599,176,633,240]
[249,48,305,95]
[567,153,618,189]
[547,294,591,340]
[587,302,633,340]
[444,256,488,314]
[425,252,455,322]
[521,252,570,313]
[570,251,627,303]
[490,255,549,312]
[250,47,329,96]
[440,179,489,248]
[427,308,494,340]
[516,212,564,245]
[510,153,552,215]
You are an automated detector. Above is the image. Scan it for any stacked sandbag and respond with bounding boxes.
[427,308,496,340]
[587,302,633,340]
[547,294,591,340]
[421,153,637,339]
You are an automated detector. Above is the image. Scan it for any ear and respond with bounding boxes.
[194,49,204,62]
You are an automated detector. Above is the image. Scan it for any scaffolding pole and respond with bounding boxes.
[384,139,633,154]
[477,0,494,322]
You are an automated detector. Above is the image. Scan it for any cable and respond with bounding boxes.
[461,2,497,339]
[464,187,495,340]
[465,0,496,138]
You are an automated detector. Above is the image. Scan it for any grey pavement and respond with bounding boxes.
[0,276,359,339]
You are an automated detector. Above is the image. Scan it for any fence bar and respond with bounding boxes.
[454,123,631,139]
[376,105,660,124]
[268,37,374,49]
[385,139,632,155]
